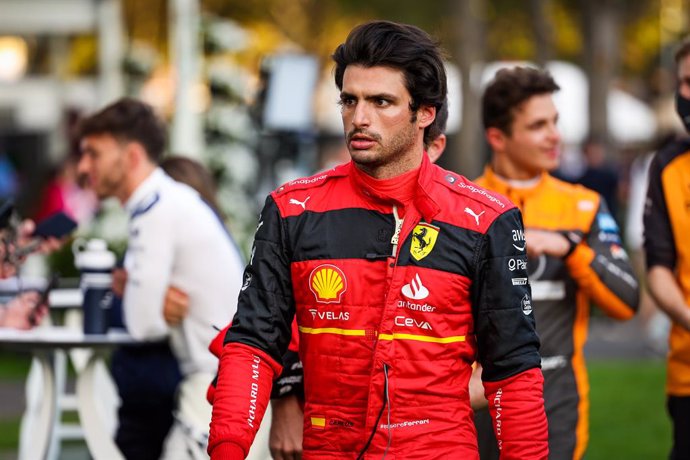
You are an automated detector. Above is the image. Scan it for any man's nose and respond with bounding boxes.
[351,103,371,128]
[548,123,561,143]
[76,155,89,175]
[680,82,690,99]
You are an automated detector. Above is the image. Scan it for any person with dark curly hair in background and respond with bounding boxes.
[78,99,245,459]
[473,66,639,460]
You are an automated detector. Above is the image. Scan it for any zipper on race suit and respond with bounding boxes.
[357,362,391,460]
[365,206,404,264]
[390,206,403,257]
[387,206,404,278]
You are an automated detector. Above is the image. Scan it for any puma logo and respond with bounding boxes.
[289,196,311,210]
[464,207,485,225]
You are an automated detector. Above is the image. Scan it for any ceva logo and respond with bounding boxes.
[395,316,433,330]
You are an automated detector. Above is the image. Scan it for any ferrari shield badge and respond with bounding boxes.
[410,223,439,261]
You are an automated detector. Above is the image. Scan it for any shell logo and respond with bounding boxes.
[309,264,347,304]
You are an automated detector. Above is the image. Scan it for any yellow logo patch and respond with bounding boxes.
[309,264,347,303]
[311,416,326,429]
[410,223,439,261]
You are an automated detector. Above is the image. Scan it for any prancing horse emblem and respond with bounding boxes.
[410,223,440,261]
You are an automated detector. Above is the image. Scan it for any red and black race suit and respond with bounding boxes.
[209,156,548,459]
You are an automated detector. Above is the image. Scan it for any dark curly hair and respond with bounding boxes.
[332,20,447,146]
[78,98,167,163]
[482,66,560,135]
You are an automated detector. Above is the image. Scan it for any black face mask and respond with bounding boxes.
[675,91,690,132]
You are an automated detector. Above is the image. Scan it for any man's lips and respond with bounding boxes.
[544,148,559,159]
[349,134,377,150]
[350,139,376,150]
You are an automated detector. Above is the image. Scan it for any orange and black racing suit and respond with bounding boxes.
[474,167,639,460]
[644,139,690,458]
[208,156,548,459]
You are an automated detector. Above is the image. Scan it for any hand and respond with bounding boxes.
[269,395,304,460]
[1,220,65,279]
[469,364,488,410]
[17,220,63,254]
[111,268,127,298]
[0,249,17,279]
[524,229,571,258]
[0,291,47,329]
[163,285,189,326]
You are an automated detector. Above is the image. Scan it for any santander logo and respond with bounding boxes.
[401,274,429,300]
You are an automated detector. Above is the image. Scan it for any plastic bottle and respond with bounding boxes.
[72,238,116,334]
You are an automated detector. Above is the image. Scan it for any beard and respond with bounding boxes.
[94,159,128,200]
[347,121,418,171]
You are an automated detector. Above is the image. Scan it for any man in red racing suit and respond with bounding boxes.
[208,21,548,459]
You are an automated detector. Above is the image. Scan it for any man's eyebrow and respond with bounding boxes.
[339,91,399,101]
[365,92,398,101]
[527,117,549,127]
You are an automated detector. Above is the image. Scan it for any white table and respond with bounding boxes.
[0,326,145,460]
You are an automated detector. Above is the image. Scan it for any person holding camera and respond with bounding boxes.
[0,204,63,330]
[0,214,63,279]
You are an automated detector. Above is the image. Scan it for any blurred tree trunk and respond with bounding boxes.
[530,0,553,66]
[449,0,486,179]
[581,0,620,150]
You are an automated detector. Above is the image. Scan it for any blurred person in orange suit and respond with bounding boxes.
[473,66,639,460]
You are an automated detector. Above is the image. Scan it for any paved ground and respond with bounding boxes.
[585,314,668,360]
[0,381,25,419]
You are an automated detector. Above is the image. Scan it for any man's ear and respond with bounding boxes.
[427,134,446,164]
[417,105,436,129]
[486,127,507,152]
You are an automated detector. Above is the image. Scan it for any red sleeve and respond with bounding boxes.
[288,318,299,352]
[483,367,548,459]
[33,182,66,222]
[208,342,283,459]
[209,325,230,359]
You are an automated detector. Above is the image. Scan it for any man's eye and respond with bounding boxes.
[375,99,390,107]
[339,98,355,107]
